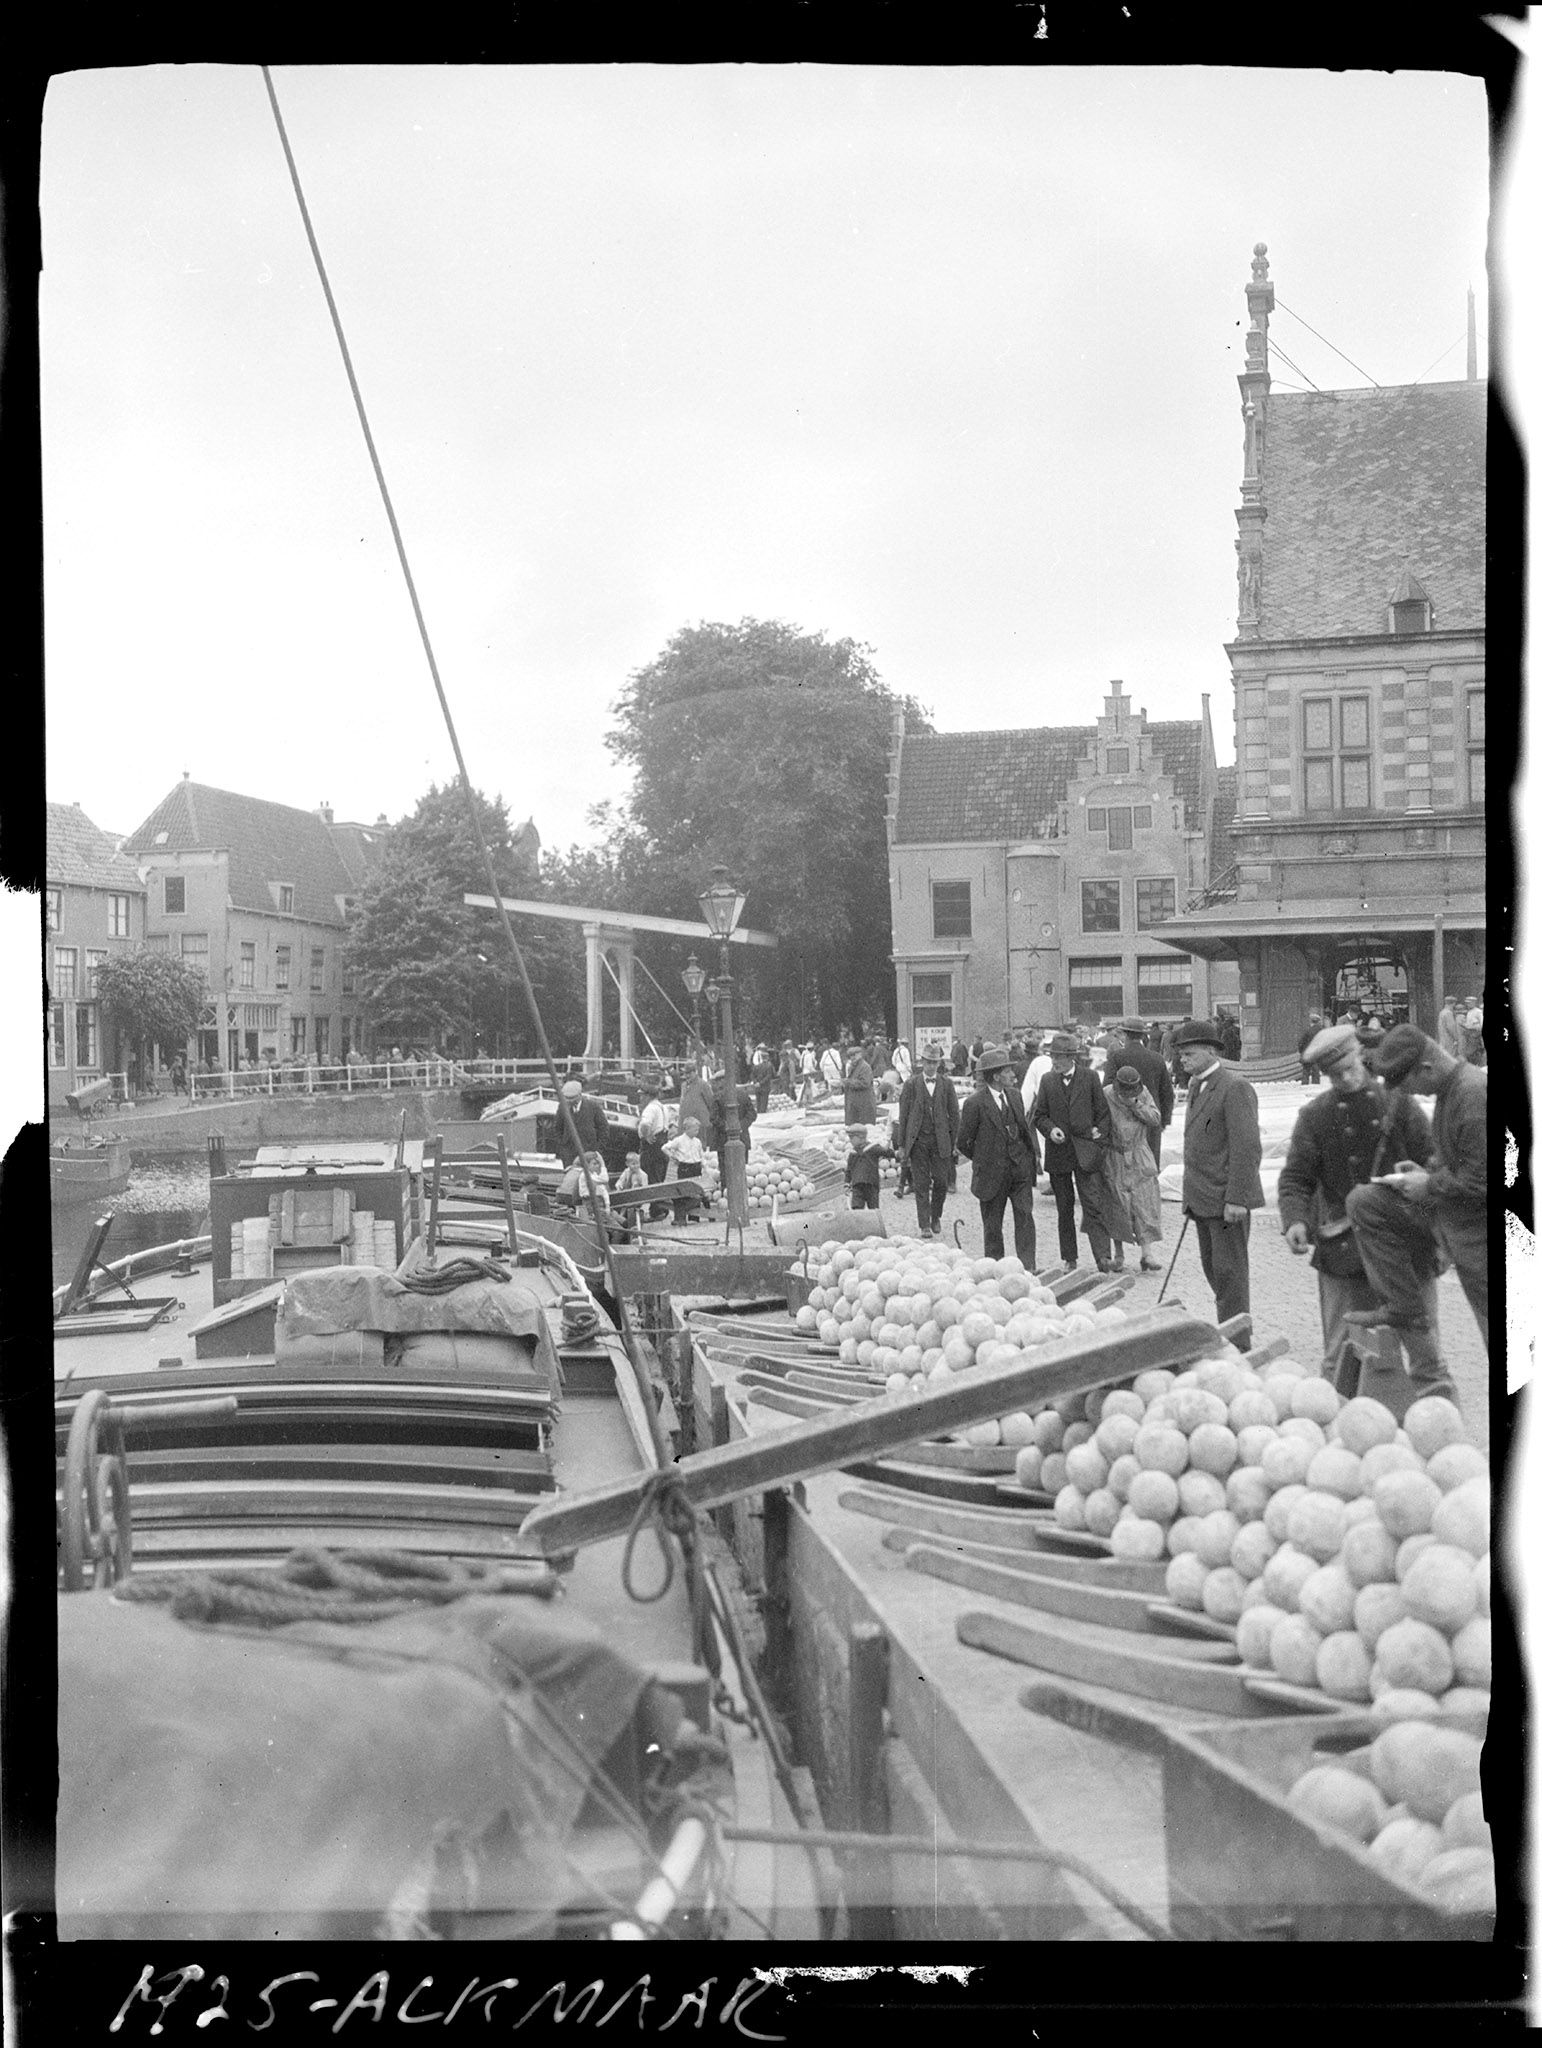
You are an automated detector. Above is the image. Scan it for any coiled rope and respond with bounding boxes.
[114,1546,554,1626]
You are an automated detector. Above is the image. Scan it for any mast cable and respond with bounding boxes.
[260,68,672,1472]
[1273,297,1381,387]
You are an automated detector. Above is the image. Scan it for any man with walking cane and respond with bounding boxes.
[1173,1016,1263,1335]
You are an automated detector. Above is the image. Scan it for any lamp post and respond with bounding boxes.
[681,953,707,1060]
[698,866,749,1228]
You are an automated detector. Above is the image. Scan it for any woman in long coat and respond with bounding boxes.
[843,1042,878,1125]
[1104,1065,1164,1272]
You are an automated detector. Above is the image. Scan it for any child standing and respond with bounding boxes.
[845,1125,890,1212]
[662,1116,708,1226]
[612,1150,649,1197]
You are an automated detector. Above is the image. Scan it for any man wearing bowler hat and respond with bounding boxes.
[1342,1023,1487,1392]
[895,1044,961,1239]
[1174,1016,1263,1329]
[957,1045,1039,1265]
[1031,1033,1113,1270]
[1114,1018,1173,1170]
[1278,1023,1438,1399]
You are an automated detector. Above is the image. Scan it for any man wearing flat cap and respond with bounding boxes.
[1174,1016,1263,1328]
[1343,1024,1488,1386]
[1278,1024,1438,1399]
[554,1075,611,1167]
[1031,1033,1114,1270]
[895,1044,962,1239]
[1114,1019,1173,1170]
[957,1045,1040,1264]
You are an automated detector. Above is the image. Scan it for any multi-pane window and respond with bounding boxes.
[1303,696,1371,811]
[164,875,186,914]
[278,885,295,914]
[85,948,107,994]
[310,947,325,992]
[239,941,256,989]
[1468,688,1485,806]
[260,1005,280,1031]
[1105,745,1130,774]
[291,1016,307,1054]
[341,958,358,995]
[180,932,209,980]
[1132,805,1153,830]
[108,893,131,937]
[75,1004,98,1068]
[1068,958,1124,1022]
[53,946,78,999]
[1086,805,1147,844]
[931,881,972,939]
[314,1016,331,1059]
[1107,808,1134,850]
[1086,807,1106,834]
[1137,956,1193,1016]
[1136,879,1177,929]
[1081,880,1122,934]
[50,1005,66,1066]
[46,888,61,932]
[275,946,291,990]
[911,970,954,1035]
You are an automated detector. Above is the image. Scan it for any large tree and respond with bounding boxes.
[93,949,206,1081]
[605,619,930,1039]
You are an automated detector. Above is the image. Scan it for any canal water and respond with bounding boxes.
[51,1204,209,1290]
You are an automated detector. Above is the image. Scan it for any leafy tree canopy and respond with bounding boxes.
[93,949,206,1065]
[604,619,931,1039]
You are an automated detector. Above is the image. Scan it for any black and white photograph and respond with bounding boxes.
[6,16,1530,2027]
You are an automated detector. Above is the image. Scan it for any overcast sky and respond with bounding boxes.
[42,64,1491,854]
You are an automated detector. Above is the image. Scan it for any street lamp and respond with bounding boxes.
[698,866,749,1227]
[681,952,707,1057]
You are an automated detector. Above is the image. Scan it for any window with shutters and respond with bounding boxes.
[931,880,972,938]
[164,875,186,914]
[1080,880,1122,934]
[1303,696,1371,811]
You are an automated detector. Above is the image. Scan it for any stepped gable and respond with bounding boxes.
[46,801,145,893]
[1143,721,1205,830]
[123,781,354,927]
[892,727,1094,844]
[1260,380,1486,640]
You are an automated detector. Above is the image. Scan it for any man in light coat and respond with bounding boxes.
[895,1045,961,1239]
[1174,1016,1264,1331]
[957,1046,1039,1265]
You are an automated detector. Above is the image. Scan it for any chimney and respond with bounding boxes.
[1467,285,1477,381]
[317,802,334,824]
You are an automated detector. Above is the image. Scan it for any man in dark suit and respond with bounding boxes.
[956,1046,1039,1265]
[1114,1018,1173,1170]
[895,1045,961,1238]
[1174,1017,1264,1330]
[555,1078,610,1166]
[1031,1033,1113,1270]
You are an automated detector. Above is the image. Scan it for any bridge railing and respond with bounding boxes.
[186,1055,683,1102]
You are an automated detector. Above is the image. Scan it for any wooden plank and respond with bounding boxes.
[880,1523,1175,1589]
[903,1544,1241,1647]
[514,1310,1220,1556]
[122,1480,546,1527]
[840,1484,1167,1581]
[1028,1525,1115,1557]
[744,1385,830,1421]
[957,1608,1285,1716]
[610,1249,793,1296]
[1145,1603,1239,1644]
[121,1523,558,1566]
[896,1442,1020,1474]
[843,1460,1039,1508]
[120,1443,555,1490]
[56,1359,557,1401]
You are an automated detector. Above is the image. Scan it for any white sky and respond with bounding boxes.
[41,62,1492,854]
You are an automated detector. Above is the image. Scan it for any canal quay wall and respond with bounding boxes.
[77,1089,471,1166]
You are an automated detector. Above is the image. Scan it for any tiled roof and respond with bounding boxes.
[1210,766,1238,876]
[326,820,393,892]
[892,720,1207,845]
[46,802,146,893]
[1260,380,1486,639]
[1144,721,1204,831]
[122,781,355,927]
[891,728,1094,843]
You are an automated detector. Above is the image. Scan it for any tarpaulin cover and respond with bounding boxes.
[277,1263,562,1386]
[57,1586,664,1939]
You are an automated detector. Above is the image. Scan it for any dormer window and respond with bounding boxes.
[1388,571,1433,636]
[278,884,295,915]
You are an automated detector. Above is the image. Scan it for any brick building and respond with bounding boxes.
[886,684,1239,1053]
[121,779,385,1071]
[45,802,148,1106]
[1153,245,1486,1056]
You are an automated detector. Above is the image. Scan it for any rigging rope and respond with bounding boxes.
[260,67,670,1475]
[631,952,699,1039]
[1273,296,1381,388]
[597,947,666,1067]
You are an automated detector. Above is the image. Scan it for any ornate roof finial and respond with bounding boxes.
[1251,242,1269,282]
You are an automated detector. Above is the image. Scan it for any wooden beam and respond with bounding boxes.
[514,1310,1219,1556]
[610,1249,795,1297]
[464,894,778,947]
